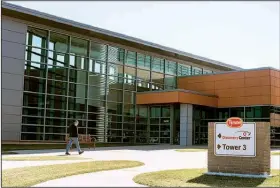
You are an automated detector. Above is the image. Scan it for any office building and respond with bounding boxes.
[2,2,279,146]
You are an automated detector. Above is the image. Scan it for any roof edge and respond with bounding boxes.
[177,66,279,78]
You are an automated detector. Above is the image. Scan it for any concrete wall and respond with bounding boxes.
[180,104,193,146]
[2,16,27,141]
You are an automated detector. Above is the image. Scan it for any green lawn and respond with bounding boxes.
[175,148,207,152]
[133,169,280,187]
[2,143,152,152]
[2,155,89,161]
[271,151,280,156]
[2,151,19,155]
[3,160,144,187]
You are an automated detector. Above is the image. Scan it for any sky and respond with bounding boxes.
[9,1,280,69]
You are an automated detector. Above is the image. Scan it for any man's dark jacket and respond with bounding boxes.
[68,124,78,137]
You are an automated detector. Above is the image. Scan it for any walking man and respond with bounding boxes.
[65,120,84,155]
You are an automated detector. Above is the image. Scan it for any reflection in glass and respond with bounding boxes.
[91,42,106,61]
[71,37,88,57]
[23,92,45,108]
[24,77,45,93]
[49,32,69,53]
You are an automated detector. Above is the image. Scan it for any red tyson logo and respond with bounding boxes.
[226,117,243,128]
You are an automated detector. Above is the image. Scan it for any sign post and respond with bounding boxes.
[207,118,270,178]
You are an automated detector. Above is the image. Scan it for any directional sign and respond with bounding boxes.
[214,117,256,157]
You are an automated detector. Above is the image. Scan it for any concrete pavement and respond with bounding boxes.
[2,145,279,187]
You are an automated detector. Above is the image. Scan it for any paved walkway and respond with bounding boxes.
[2,145,280,187]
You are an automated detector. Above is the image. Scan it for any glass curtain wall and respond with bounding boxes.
[192,105,275,145]
[22,26,209,143]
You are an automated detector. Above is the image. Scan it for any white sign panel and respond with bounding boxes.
[214,118,256,157]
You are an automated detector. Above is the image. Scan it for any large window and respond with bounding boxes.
[22,26,208,143]
[192,105,272,145]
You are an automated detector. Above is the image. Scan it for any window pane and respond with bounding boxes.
[67,111,87,120]
[22,116,44,125]
[22,125,44,133]
[125,51,136,66]
[70,37,88,57]
[23,92,45,108]
[69,55,87,70]
[48,52,68,68]
[108,46,124,64]
[24,77,45,93]
[46,109,66,118]
[151,72,164,84]
[107,102,123,115]
[137,81,150,92]
[123,104,135,116]
[69,68,87,84]
[68,83,87,98]
[90,42,106,61]
[88,86,105,100]
[89,60,106,74]
[230,107,244,118]
[21,133,44,141]
[47,65,68,81]
[137,69,150,82]
[27,27,48,48]
[108,63,123,77]
[192,67,203,75]
[123,91,135,104]
[88,71,106,87]
[49,32,69,53]
[47,80,67,95]
[137,53,150,69]
[123,79,136,91]
[203,69,213,74]
[107,89,123,103]
[45,126,66,134]
[46,95,67,110]
[23,107,45,116]
[88,100,106,113]
[45,134,65,141]
[124,66,136,79]
[165,60,177,75]
[164,75,177,89]
[25,47,47,64]
[178,64,191,76]
[151,57,164,72]
[45,117,66,126]
[25,61,46,78]
[68,97,87,112]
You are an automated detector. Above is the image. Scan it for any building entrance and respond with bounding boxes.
[149,105,171,144]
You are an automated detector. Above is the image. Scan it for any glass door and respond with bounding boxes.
[149,105,171,144]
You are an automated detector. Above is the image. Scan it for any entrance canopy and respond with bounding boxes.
[136,89,218,107]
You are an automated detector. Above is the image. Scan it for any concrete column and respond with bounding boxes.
[180,104,193,146]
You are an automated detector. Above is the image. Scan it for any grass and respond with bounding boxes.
[2,155,89,161]
[271,151,280,156]
[133,169,280,187]
[175,148,207,152]
[3,160,144,187]
[2,151,18,155]
[2,143,152,152]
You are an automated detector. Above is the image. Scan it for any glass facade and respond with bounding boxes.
[192,105,280,146]
[22,26,212,143]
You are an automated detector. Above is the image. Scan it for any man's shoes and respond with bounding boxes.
[65,152,70,155]
[79,151,84,155]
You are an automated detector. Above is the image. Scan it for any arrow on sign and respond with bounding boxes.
[217,144,221,149]
[217,133,221,138]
